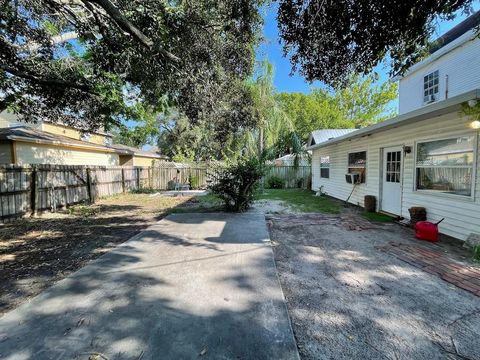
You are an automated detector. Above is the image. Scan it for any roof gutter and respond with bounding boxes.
[8,135,132,154]
[307,89,480,151]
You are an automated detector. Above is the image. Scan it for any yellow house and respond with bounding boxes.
[0,113,168,166]
[109,144,168,166]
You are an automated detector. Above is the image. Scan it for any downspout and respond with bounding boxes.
[400,145,408,219]
[445,74,449,100]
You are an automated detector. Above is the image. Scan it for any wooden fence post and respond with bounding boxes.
[30,166,37,215]
[121,168,126,193]
[148,167,152,189]
[86,167,93,203]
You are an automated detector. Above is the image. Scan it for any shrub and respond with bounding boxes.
[473,245,480,262]
[188,175,200,189]
[208,157,267,212]
[267,176,284,189]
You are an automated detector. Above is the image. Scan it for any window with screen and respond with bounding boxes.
[348,151,366,183]
[320,156,330,178]
[416,136,475,197]
[423,70,439,103]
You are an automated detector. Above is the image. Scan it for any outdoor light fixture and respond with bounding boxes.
[470,120,480,129]
[403,146,412,154]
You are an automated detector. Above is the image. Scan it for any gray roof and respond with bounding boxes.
[308,89,480,151]
[430,10,480,54]
[109,143,169,159]
[0,126,168,160]
[0,126,120,153]
[308,129,358,146]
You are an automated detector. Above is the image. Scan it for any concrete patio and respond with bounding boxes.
[0,212,298,360]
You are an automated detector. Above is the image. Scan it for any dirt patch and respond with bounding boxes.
[0,193,195,316]
[269,211,480,360]
[253,199,300,214]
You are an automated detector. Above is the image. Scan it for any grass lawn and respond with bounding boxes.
[256,189,341,214]
[169,194,224,213]
[362,211,395,222]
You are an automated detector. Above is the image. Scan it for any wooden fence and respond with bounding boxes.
[0,163,311,221]
[263,165,311,189]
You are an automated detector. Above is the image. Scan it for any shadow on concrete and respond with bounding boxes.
[0,212,298,360]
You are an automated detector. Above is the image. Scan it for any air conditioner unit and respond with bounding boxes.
[424,94,436,104]
[345,173,361,184]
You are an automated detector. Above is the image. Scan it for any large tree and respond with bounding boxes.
[277,0,475,86]
[0,0,264,132]
[277,75,398,141]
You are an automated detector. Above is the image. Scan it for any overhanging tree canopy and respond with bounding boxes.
[277,0,475,86]
[0,0,264,132]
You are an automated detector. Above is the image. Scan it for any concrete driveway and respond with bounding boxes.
[0,212,298,360]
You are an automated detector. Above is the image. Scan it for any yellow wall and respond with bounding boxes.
[41,123,108,145]
[15,142,119,166]
[0,141,12,164]
[133,156,156,167]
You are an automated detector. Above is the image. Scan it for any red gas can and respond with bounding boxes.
[415,219,444,242]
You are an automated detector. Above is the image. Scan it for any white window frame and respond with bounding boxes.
[413,133,477,200]
[423,70,439,104]
[320,155,330,179]
[347,150,367,184]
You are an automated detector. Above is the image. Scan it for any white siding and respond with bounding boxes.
[15,142,119,166]
[399,36,480,114]
[312,111,480,241]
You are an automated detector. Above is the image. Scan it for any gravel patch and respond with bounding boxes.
[268,213,480,360]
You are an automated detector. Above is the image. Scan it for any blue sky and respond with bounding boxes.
[257,2,480,94]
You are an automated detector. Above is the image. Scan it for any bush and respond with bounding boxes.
[473,245,480,262]
[188,175,200,189]
[267,176,284,189]
[208,157,267,212]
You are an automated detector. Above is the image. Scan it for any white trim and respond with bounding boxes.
[307,90,480,151]
[422,69,440,105]
[397,29,478,79]
[347,150,367,185]
[412,132,477,200]
[379,145,404,215]
[319,155,330,179]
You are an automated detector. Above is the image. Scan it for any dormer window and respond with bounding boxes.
[423,70,439,104]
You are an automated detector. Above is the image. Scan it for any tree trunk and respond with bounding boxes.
[258,126,264,159]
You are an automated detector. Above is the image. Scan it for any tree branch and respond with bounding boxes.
[0,65,99,95]
[16,31,79,52]
[83,0,180,62]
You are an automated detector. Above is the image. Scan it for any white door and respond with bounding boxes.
[381,147,403,215]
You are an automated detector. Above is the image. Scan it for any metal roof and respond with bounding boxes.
[109,143,169,159]
[308,129,358,146]
[307,89,480,151]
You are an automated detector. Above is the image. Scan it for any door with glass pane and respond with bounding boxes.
[381,147,403,215]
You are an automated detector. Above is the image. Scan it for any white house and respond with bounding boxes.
[309,12,480,241]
